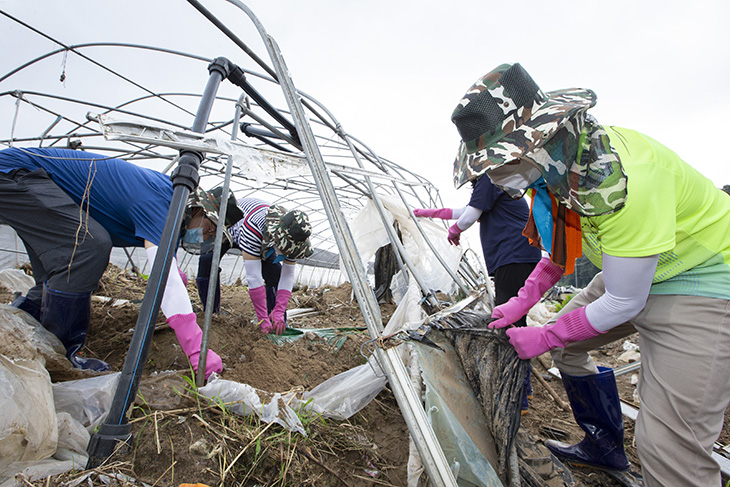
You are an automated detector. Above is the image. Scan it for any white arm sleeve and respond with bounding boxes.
[456,205,483,231]
[145,246,193,318]
[278,262,296,292]
[244,259,265,289]
[585,253,658,332]
[451,206,467,219]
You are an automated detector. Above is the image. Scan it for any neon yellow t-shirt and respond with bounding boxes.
[581,126,730,299]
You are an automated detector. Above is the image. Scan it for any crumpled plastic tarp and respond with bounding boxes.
[0,304,120,487]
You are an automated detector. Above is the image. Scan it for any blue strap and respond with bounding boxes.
[529,179,554,255]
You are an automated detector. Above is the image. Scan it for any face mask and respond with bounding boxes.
[182,227,204,245]
[487,159,543,193]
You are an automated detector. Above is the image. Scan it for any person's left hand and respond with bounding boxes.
[505,326,551,359]
[505,307,604,359]
[447,223,462,245]
[269,289,291,336]
[272,319,286,335]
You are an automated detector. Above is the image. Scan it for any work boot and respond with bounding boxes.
[545,366,630,471]
[11,295,42,321]
[195,275,221,313]
[41,283,110,372]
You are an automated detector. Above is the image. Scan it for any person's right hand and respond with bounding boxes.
[489,257,564,329]
[413,208,453,220]
[490,298,528,329]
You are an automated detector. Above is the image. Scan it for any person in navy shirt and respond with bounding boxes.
[414,174,542,411]
[0,146,222,379]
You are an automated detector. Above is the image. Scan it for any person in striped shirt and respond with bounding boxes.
[185,190,313,335]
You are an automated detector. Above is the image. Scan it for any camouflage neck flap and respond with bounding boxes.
[528,114,627,217]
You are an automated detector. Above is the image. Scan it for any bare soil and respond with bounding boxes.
[4,264,730,486]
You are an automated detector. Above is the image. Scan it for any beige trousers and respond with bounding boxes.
[549,273,730,487]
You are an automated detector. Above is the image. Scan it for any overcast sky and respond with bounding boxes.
[2,0,729,205]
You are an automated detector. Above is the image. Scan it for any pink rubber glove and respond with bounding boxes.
[447,223,462,245]
[178,267,188,287]
[167,313,223,379]
[248,285,273,333]
[269,289,291,335]
[175,258,188,287]
[413,208,454,220]
[506,307,604,359]
[489,257,564,329]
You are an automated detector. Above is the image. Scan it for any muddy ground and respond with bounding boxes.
[4,264,730,486]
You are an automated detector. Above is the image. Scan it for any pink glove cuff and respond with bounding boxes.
[414,207,453,220]
[270,289,291,335]
[506,306,603,359]
[173,257,188,287]
[271,289,292,321]
[532,256,564,294]
[248,286,269,319]
[490,256,564,329]
[167,313,223,379]
[248,285,273,332]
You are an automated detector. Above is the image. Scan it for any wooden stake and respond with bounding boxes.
[532,370,570,411]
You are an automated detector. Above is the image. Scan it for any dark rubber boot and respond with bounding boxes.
[545,366,630,471]
[195,276,220,313]
[41,283,110,372]
[11,295,42,321]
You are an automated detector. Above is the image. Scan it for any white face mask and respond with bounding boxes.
[486,159,542,192]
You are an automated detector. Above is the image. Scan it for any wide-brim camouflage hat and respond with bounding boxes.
[262,205,314,260]
[183,187,244,249]
[451,63,597,189]
[186,186,244,227]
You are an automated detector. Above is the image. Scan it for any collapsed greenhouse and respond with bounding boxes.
[3,2,729,487]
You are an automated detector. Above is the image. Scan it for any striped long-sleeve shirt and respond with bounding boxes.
[229,197,269,257]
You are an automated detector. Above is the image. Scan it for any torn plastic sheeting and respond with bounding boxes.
[53,372,121,432]
[0,269,34,295]
[198,378,306,436]
[0,355,57,466]
[98,114,309,186]
[265,326,366,351]
[300,278,427,420]
[349,195,463,298]
[0,306,120,486]
[415,332,503,487]
[430,307,527,486]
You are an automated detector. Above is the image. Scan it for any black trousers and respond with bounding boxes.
[492,261,538,328]
[0,168,112,301]
[197,242,282,312]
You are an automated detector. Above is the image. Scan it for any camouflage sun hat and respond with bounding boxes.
[262,205,314,260]
[451,63,597,189]
[186,186,243,228]
[183,187,244,250]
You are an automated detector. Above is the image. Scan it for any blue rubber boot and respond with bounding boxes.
[11,295,42,321]
[195,276,220,313]
[545,366,630,471]
[41,283,110,372]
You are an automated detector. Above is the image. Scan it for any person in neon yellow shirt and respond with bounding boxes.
[450,62,730,487]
